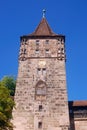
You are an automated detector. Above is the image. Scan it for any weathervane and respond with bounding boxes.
[43,9,46,18]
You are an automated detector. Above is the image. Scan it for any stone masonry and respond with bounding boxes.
[12,17,70,130]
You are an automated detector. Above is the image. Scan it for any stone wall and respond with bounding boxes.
[13,37,70,130]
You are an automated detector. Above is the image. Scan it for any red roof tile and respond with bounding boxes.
[69,100,87,107]
[73,101,87,106]
[29,18,57,36]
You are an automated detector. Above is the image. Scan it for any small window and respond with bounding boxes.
[39,105,42,111]
[24,49,26,54]
[38,68,41,71]
[58,48,61,53]
[61,39,64,43]
[46,40,49,44]
[38,122,42,129]
[43,68,46,71]
[61,48,64,53]
[42,68,46,75]
[22,38,26,42]
[61,38,63,42]
[57,42,60,44]
[35,49,39,53]
[37,68,41,75]
[45,49,49,53]
[36,40,39,45]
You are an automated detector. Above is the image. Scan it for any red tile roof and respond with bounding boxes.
[29,18,58,36]
[69,100,87,107]
[73,100,87,106]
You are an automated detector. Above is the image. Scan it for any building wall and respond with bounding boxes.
[69,118,87,130]
[69,102,87,130]
[74,120,87,130]
[13,37,70,130]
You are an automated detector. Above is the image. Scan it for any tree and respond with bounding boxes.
[0,84,15,130]
[1,76,16,96]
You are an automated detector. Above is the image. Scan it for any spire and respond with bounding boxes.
[29,17,57,36]
[43,9,46,18]
[27,10,65,37]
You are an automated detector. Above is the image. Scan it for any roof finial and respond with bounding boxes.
[43,9,46,18]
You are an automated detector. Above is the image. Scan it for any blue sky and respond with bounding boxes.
[0,0,87,101]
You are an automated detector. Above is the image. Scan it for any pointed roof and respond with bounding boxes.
[29,18,57,36]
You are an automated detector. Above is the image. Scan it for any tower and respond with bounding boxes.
[13,12,70,130]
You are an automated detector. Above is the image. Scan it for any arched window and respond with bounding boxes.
[35,80,47,100]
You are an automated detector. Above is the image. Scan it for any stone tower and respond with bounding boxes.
[13,13,70,130]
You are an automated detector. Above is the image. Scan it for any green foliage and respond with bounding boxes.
[1,76,16,96]
[0,79,15,130]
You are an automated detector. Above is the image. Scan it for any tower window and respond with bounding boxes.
[43,68,46,71]
[58,48,61,53]
[57,42,60,44]
[61,48,64,53]
[24,49,26,54]
[39,105,42,111]
[35,81,47,100]
[37,68,41,75]
[42,68,46,75]
[37,68,46,75]
[38,122,42,129]
[36,40,39,45]
[45,40,49,44]
[38,68,41,71]
[36,81,46,96]
[35,49,39,53]
[45,49,49,53]
[22,38,26,42]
